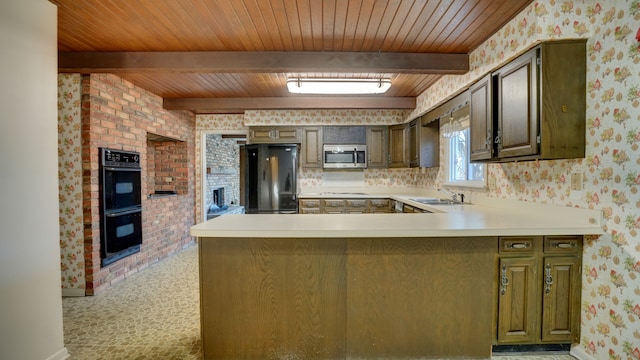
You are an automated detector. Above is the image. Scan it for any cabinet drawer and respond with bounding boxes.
[544,235,582,254]
[322,199,346,208]
[299,199,320,208]
[345,199,368,208]
[299,208,320,214]
[499,236,539,254]
[403,204,429,213]
[370,199,390,208]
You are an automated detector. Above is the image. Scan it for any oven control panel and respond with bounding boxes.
[101,148,140,168]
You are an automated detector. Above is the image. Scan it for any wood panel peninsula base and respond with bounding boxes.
[198,236,497,359]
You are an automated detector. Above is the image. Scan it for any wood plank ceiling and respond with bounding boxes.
[53,0,533,114]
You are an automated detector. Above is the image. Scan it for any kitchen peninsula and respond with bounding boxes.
[191,195,602,359]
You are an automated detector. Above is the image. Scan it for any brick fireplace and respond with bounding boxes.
[79,74,196,294]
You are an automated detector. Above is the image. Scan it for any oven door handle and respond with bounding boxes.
[106,208,142,217]
[103,166,141,172]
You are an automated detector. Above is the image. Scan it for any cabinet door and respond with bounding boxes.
[366,126,388,168]
[541,256,581,343]
[345,199,368,214]
[419,118,439,168]
[497,256,538,344]
[301,127,322,168]
[249,127,275,143]
[389,124,409,168]
[409,120,419,167]
[249,126,300,144]
[321,199,345,214]
[299,199,321,214]
[274,127,300,143]
[538,40,586,159]
[495,48,538,159]
[369,199,390,213]
[469,74,493,161]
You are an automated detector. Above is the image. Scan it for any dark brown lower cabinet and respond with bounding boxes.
[498,255,538,343]
[199,236,497,359]
[496,236,582,345]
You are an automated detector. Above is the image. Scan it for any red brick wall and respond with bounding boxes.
[148,140,189,194]
[81,74,195,294]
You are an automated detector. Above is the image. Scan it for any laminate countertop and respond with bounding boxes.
[190,192,603,238]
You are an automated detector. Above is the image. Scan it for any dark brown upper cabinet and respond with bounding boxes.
[408,117,438,168]
[300,127,322,169]
[470,39,586,162]
[389,123,409,168]
[469,74,493,161]
[366,126,389,169]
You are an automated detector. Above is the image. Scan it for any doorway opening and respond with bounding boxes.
[201,132,247,222]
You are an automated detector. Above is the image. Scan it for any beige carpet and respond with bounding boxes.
[63,245,201,360]
[63,244,575,360]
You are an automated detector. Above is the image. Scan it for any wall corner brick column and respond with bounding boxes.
[81,74,196,294]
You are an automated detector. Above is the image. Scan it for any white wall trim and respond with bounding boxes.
[44,348,70,360]
[570,345,597,360]
[61,288,86,297]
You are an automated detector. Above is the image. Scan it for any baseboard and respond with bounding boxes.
[61,288,85,297]
[570,345,597,360]
[45,347,69,360]
[492,343,570,353]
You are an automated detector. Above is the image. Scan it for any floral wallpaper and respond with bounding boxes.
[244,109,408,126]
[572,0,640,356]
[297,167,421,189]
[58,74,84,293]
[196,114,248,131]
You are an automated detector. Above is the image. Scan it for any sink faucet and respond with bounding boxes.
[438,188,464,203]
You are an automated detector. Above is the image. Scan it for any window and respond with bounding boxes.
[442,115,486,188]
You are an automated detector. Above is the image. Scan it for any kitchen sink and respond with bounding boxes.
[409,198,466,205]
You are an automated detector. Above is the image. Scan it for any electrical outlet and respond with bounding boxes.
[571,171,583,191]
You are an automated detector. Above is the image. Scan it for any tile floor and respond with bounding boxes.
[62,244,576,360]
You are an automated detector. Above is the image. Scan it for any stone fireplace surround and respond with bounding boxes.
[78,74,196,295]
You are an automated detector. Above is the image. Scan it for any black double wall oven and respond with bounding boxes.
[100,148,142,267]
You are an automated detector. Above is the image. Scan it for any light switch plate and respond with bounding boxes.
[570,171,583,191]
[488,176,496,189]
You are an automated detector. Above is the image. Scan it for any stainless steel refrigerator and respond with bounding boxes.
[244,144,298,214]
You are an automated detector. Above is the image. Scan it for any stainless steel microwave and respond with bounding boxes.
[323,144,367,169]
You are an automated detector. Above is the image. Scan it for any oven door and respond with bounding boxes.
[101,208,142,266]
[102,167,142,210]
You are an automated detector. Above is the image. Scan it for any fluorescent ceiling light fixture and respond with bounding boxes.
[287,78,391,94]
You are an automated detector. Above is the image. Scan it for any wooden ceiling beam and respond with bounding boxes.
[59,51,468,74]
[163,96,416,112]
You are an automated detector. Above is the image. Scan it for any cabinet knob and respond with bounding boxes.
[561,105,568,112]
